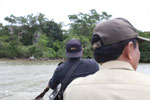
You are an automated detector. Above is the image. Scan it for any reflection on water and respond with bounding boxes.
[0,59,150,100]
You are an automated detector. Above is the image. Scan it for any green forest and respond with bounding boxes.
[0,9,150,62]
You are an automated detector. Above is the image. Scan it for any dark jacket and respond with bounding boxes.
[48,58,99,90]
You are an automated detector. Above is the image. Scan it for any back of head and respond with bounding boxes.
[91,18,150,63]
[66,38,82,58]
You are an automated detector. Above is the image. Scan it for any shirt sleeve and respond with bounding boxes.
[48,65,62,89]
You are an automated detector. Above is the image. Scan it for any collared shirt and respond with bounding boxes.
[49,58,99,90]
[64,61,150,100]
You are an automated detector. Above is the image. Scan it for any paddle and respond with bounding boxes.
[34,87,49,100]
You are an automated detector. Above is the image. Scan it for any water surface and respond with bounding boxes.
[0,59,150,100]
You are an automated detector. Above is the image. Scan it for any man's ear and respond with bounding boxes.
[123,41,134,60]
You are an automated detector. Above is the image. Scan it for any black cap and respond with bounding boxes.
[66,39,82,58]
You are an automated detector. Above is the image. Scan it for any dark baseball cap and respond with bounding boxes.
[66,39,82,58]
[92,18,150,49]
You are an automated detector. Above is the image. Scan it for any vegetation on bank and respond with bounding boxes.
[139,31,150,62]
[0,9,150,62]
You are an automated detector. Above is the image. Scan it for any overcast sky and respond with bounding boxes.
[0,0,150,31]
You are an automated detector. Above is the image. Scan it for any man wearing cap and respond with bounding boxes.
[64,18,150,100]
[48,39,99,97]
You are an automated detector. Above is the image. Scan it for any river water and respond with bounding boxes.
[0,59,150,100]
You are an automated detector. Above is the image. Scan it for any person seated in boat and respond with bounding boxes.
[64,18,150,100]
[35,38,99,100]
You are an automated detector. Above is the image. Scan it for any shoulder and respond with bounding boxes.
[55,62,64,72]
[123,71,150,86]
[80,58,99,70]
[134,72,150,83]
[66,73,95,91]
[81,58,98,65]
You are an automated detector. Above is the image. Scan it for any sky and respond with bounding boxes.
[0,0,150,31]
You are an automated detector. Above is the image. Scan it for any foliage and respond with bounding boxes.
[4,13,64,46]
[68,9,112,38]
[0,9,149,62]
[68,9,112,58]
[139,32,150,62]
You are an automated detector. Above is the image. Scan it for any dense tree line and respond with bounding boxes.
[0,9,149,62]
[138,31,150,62]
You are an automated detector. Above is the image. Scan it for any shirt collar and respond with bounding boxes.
[100,60,134,71]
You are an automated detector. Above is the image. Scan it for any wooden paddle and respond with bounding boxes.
[34,87,49,100]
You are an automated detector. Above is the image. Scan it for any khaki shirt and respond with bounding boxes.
[64,61,150,100]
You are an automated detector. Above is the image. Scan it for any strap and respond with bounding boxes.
[60,58,81,92]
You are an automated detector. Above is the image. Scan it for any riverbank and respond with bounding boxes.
[0,58,64,61]
[0,58,65,66]
[0,58,150,64]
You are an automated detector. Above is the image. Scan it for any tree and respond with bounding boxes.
[4,13,64,46]
[138,31,150,62]
[41,20,63,47]
[68,9,112,38]
[0,10,112,59]
[67,9,112,58]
